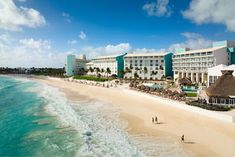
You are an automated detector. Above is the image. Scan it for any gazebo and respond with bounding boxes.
[206,70,235,106]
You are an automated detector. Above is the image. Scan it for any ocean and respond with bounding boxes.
[0,76,193,157]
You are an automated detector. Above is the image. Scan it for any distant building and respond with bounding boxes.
[65,54,89,76]
[172,40,235,84]
[208,64,235,86]
[124,52,173,80]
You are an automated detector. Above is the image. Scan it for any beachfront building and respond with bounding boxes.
[172,40,235,84]
[206,70,235,106]
[86,53,127,78]
[65,54,89,76]
[124,52,173,80]
[208,64,235,86]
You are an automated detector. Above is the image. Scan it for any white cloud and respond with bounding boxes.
[169,32,213,51]
[18,0,27,2]
[19,38,51,50]
[79,31,86,40]
[62,12,70,18]
[82,43,132,58]
[68,40,78,45]
[0,33,12,43]
[0,0,46,31]
[0,38,66,68]
[143,0,172,17]
[182,0,235,32]
[133,48,165,53]
[62,12,71,23]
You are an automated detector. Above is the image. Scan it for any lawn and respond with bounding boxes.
[73,75,112,82]
[186,92,198,97]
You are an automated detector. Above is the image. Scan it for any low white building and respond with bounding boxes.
[208,64,235,86]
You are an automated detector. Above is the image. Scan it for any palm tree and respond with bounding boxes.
[95,67,100,77]
[134,72,139,79]
[125,67,130,73]
[106,67,111,77]
[89,67,94,73]
[143,67,147,76]
[97,67,100,73]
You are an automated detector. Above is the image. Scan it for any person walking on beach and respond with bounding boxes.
[155,116,158,124]
[152,117,154,123]
[181,134,185,142]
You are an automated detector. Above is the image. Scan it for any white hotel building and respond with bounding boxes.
[86,55,118,75]
[86,54,127,78]
[172,41,235,84]
[124,53,173,80]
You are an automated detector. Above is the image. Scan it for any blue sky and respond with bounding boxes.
[0,0,235,67]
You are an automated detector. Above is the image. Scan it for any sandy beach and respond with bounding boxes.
[36,77,235,157]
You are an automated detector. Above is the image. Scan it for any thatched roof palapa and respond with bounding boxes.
[206,70,235,98]
[178,77,192,86]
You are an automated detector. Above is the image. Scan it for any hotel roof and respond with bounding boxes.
[125,52,168,57]
[93,52,169,59]
[174,46,226,55]
[93,55,118,60]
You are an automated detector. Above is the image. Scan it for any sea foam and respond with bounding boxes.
[37,84,146,157]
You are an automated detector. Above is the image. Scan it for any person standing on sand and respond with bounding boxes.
[181,134,185,142]
[152,117,154,123]
[155,116,158,124]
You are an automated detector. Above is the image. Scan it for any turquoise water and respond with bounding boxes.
[0,76,145,157]
[0,76,80,157]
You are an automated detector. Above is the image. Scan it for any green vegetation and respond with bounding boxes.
[186,92,197,97]
[186,100,233,111]
[73,75,112,82]
[0,67,66,77]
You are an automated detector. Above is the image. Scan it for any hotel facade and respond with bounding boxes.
[86,54,126,78]
[172,41,235,84]
[124,53,173,80]
[65,40,235,84]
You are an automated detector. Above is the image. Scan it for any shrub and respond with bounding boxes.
[186,100,232,111]
[73,75,112,82]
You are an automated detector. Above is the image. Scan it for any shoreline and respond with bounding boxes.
[33,76,235,157]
